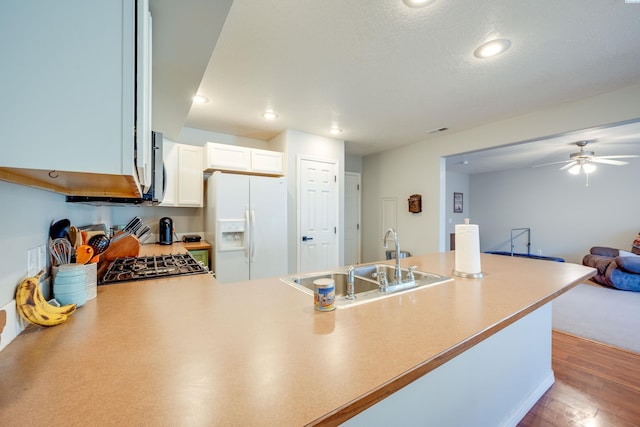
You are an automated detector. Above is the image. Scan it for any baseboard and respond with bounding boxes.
[501,371,555,427]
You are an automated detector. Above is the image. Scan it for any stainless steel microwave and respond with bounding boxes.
[65,131,165,206]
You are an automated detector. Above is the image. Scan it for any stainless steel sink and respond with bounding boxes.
[281,264,453,308]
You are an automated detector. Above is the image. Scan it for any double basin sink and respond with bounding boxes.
[281,264,452,308]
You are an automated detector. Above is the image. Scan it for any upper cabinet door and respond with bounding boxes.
[205,143,251,172]
[161,142,203,208]
[204,142,284,176]
[177,145,204,207]
[250,148,284,175]
[159,140,178,206]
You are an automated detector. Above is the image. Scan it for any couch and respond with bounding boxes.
[582,233,640,292]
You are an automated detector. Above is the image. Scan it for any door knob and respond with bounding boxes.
[302,236,314,242]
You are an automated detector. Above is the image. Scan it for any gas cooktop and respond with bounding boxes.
[101,253,208,285]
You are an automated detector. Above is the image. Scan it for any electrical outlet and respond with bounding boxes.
[537,249,543,256]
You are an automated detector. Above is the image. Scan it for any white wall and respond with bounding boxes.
[470,157,640,264]
[0,181,97,304]
[107,205,204,243]
[345,153,363,173]
[177,126,269,149]
[445,172,470,250]
[362,81,640,263]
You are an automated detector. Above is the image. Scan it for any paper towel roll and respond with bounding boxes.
[454,219,482,277]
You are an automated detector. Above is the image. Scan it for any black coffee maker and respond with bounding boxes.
[159,217,173,245]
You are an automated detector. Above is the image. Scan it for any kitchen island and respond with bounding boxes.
[0,245,594,426]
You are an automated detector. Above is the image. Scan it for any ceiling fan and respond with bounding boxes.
[533,140,639,175]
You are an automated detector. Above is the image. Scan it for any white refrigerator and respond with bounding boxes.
[205,172,288,283]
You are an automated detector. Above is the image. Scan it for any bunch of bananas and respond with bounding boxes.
[15,270,76,327]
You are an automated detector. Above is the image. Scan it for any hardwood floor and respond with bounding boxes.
[519,330,640,426]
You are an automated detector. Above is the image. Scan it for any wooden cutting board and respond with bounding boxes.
[100,235,140,262]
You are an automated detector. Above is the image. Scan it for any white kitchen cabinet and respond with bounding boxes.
[204,142,284,176]
[160,141,179,206]
[161,142,203,207]
[204,143,251,173]
[250,148,284,175]
[0,0,151,198]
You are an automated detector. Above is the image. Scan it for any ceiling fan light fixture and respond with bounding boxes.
[583,163,596,174]
[568,164,581,175]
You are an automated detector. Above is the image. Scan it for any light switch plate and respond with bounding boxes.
[27,247,38,277]
[37,244,47,274]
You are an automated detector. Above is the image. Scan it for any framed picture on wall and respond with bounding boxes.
[453,192,463,213]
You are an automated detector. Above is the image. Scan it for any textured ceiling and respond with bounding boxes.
[151,0,640,169]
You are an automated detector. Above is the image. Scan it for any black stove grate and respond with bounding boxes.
[101,253,208,285]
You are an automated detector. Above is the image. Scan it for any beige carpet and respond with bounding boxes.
[552,281,640,354]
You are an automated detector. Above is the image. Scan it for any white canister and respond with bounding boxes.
[314,278,336,311]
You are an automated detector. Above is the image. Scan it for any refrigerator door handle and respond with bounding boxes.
[244,209,250,261]
[250,210,256,261]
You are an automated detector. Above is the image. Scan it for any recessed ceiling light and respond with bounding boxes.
[402,0,437,8]
[192,95,209,104]
[261,111,279,120]
[329,127,343,135]
[474,39,511,59]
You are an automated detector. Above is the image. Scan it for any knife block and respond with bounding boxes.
[101,235,141,262]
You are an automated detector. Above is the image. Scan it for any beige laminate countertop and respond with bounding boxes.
[0,245,595,426]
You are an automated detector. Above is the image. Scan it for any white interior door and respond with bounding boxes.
[299,158,338,273]
[344,172,361,265]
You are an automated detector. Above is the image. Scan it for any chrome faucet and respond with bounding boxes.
[383,228,402,283]
[346,265,356,300]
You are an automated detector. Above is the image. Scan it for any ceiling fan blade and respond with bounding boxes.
[591,158,629,166]
[531,159,572,168]
[559,161,577,171]
[596,154,640,160]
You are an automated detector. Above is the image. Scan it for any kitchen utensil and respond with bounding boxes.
[136,225,150,239]
[49,238,73,265]
[123,217,139,231]
[75,245,94,264]
[68,226,83,249]
[87,234,110,256]
[109,217,142,242]
[49,219,71,240]
[101,235,140,262]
